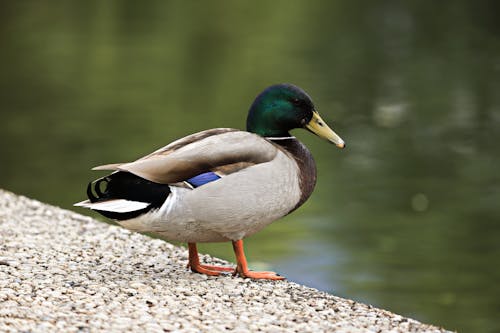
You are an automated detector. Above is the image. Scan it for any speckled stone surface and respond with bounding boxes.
[0,189,452,333]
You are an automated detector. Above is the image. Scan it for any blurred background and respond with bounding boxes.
[1,1,499,332]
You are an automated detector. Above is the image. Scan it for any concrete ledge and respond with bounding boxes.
[0,189,451,332]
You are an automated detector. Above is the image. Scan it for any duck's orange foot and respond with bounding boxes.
[235,269,285,280]
[189,263,234,276]
[231,239,286,280]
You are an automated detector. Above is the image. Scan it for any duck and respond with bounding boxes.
[75,83,345,280]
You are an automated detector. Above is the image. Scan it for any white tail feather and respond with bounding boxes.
[74,199,150,213]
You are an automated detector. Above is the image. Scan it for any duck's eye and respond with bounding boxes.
[291,98,301,106]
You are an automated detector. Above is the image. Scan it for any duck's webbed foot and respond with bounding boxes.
[232,239,286,281]
[234,269,284,280]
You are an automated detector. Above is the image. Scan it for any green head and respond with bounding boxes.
[246,84,345,148]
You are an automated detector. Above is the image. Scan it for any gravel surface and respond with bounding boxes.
[0,189,452,333]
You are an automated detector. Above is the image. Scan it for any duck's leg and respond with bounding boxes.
[232,239,285,280]
[187,243,234,275]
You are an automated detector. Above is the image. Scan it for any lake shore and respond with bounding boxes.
[0,189,452,332]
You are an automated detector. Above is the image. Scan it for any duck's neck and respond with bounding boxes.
[247,122,291,138]
[264,135,296,140]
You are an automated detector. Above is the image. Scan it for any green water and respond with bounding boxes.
[1,2,499,332]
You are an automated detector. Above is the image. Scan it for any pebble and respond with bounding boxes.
[0,189,451,333]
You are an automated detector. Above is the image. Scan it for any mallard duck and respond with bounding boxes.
[75,84,345,280]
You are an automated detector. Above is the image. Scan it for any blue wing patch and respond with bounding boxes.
[186,172,221,188]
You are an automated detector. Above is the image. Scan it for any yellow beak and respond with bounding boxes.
[305,111,345,149]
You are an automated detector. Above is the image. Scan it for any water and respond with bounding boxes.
[1,2,499,332]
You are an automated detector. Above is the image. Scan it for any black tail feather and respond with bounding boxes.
[87,171,171,221]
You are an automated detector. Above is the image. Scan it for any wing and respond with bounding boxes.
[92,129,279,184]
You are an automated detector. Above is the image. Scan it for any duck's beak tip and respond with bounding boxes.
[336,141,346,149]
